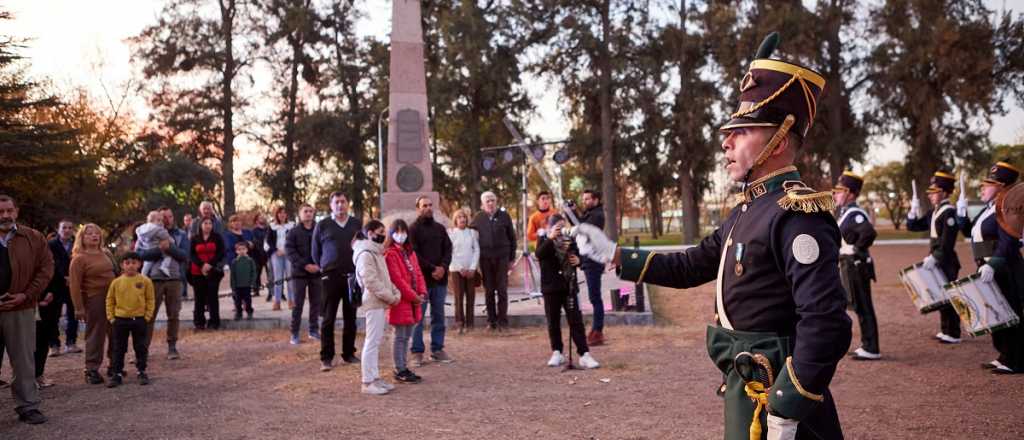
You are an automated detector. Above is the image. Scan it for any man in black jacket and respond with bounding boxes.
[409,196,453,365]
[285,204,323,348]
[578,189,607,346]
[471,191,517,330]
[45,220,79,355]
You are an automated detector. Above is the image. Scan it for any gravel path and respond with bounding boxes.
[2,243,1019,439]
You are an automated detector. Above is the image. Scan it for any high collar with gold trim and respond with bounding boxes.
[741,165,800,203]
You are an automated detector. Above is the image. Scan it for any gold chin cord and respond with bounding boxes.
[741,115,796,191]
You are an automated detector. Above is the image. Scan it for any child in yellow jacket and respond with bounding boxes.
[105,252,155,387]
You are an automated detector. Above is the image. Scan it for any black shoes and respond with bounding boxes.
[18,409,47,425]
[341,355,361,365]
[138,372,151,385]
[85,370,104,385]
[107,374,123,388]
[394,369,422,383]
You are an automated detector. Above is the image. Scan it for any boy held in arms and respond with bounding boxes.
[105,252,156,387]
[230,241,257,320]
[136,210,173,277]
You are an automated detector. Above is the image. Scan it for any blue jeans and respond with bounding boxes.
[584,266,604,331]
[270,253,291,303]
[412,285,447,353]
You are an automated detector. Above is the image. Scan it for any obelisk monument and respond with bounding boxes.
[381,0,438,216]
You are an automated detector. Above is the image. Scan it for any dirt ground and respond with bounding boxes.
[1,243,1019,439]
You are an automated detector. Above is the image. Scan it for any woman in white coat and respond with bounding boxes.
[353,220,401,395]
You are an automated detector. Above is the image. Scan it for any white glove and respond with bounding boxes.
[922,255,937,270]
[536,228,546,239]
[979,264,995,283]
[766,414,799,440]
[956,197,968,218]
[573,223,617,264]
[908,198,921,220]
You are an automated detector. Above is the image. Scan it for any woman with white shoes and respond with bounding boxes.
[353,220,401,395]
[535,214,599,369]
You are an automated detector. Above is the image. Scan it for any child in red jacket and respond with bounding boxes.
[383,219,426,383]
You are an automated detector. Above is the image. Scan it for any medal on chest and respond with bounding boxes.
[734,243,745,276]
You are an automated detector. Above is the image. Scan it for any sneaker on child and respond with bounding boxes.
[579,352,600,369]
[361,382,389,395]
[547,351,565,367]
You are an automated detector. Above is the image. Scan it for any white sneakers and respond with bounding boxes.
[362,382,389,395]
[362,379,395,395]
[547,351,600,369]
[851,347,881,360]
[547,351,565,367]
[374,379,395,391]
[935,333,961,344]
[579,352,600,369]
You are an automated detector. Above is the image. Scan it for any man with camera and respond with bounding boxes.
[535,214,599,369]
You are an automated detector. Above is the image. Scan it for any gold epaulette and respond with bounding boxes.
[778,180,835,213]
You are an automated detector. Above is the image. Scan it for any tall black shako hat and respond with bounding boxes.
[720,33,826,172]
[927,171,956,194]
[833,171,864,195]
[983,160,1020,187]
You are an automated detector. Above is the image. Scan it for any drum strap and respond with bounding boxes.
[971,204,995,243]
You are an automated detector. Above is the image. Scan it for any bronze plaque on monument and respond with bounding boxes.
[396,109,424,164]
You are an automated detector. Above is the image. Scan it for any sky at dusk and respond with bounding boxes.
[3,0,1023,206]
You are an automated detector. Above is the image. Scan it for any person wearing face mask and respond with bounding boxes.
[956,161,1024,374]
[353,220,400,395]
[383,219,426,384]
[573,33,851,440]
[0,195,54,425]
[408,196,454,366]
[312,192,363,371]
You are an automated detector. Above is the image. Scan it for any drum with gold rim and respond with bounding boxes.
[897,262,949,314]
[944,273,1019,337]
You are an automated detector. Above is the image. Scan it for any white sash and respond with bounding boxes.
[971,204,994,243]
[931,204,955,239]
[837,206,869,255]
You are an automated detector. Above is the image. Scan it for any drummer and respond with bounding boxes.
[833,172,880,360]
[907,171,962,344]
[957,160,1024,374]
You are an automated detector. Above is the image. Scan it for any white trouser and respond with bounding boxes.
[361,308,387,384]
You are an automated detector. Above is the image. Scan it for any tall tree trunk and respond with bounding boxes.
[599,0,618,240]
[679,169,700,244]
[220,0,237,216]
[823,0,845,185]
[282,36,301,214]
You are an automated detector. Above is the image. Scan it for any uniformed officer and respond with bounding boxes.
[833,172,880,360]
[957,161,1023,374]
[906,171,962,343]
[573,33,851,440]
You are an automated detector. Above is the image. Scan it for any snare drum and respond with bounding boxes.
[945,274,1020,337]
[898,262,950,314]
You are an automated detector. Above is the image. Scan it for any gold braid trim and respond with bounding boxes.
[785,357,824,402]
[778,187,836,213]
[636,251,657,284]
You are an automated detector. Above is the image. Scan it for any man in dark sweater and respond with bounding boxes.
[46,220,79,355]
[471,191,517,330]
[579,189,607,346]
[312,192,362,370]
[409,196,453,365]
[285,204,322,346]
